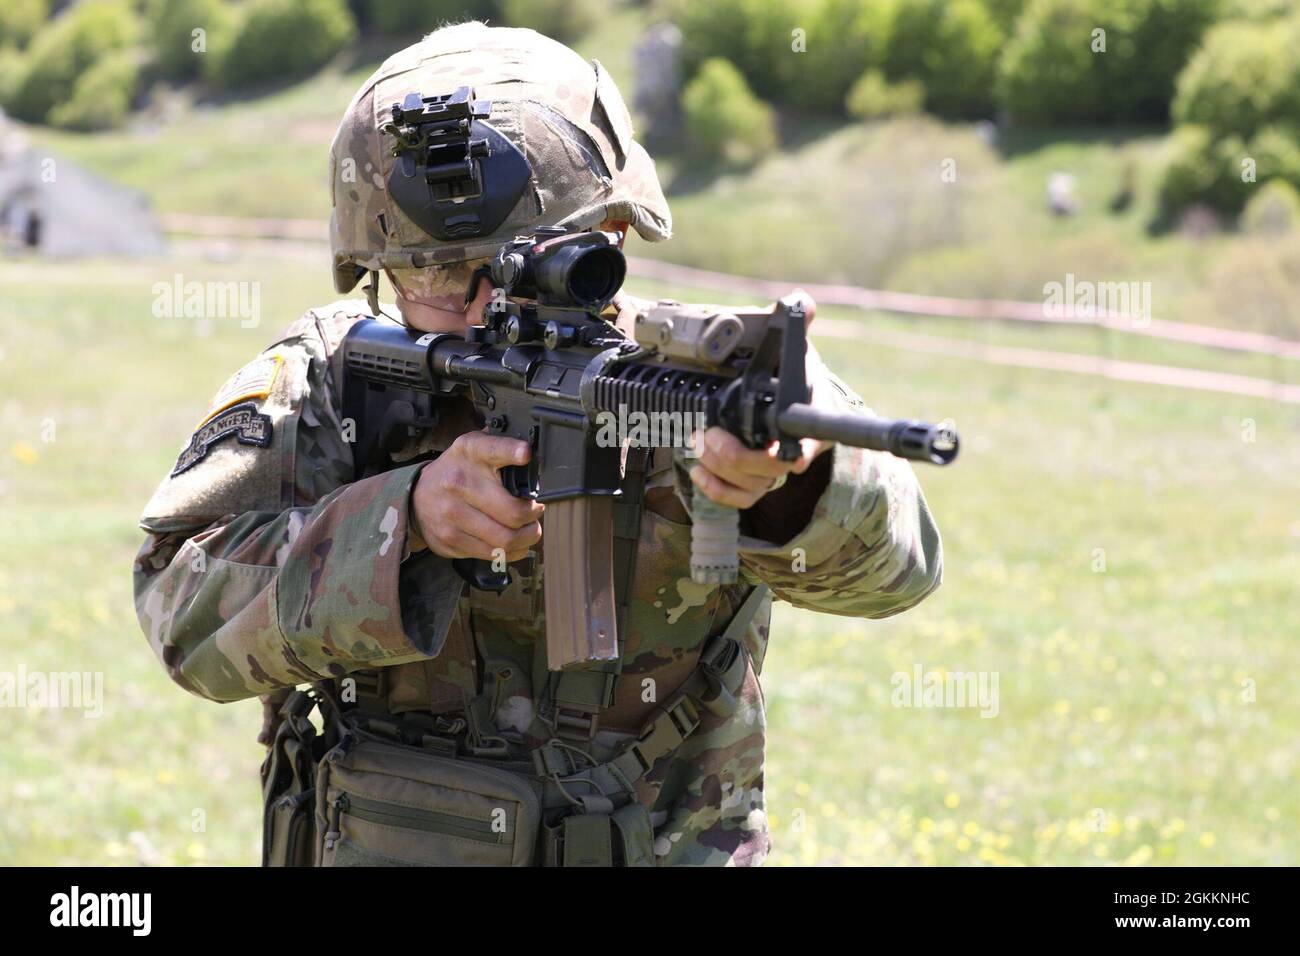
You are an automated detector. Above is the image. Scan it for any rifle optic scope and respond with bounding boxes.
[490,231,626,309]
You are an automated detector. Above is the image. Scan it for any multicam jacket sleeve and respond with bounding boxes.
[133,308,461,703]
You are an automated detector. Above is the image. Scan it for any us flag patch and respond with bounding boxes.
[199,354,283,427]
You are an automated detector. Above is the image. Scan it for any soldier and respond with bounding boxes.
[133,21,944,867]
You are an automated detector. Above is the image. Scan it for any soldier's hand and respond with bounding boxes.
[688,428,831,510]
[411,431,544,563]
[688,289,833,509]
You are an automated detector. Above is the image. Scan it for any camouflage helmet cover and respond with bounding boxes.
[328,21,672,293]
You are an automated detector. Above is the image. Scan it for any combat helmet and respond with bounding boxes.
[328,20,672,310]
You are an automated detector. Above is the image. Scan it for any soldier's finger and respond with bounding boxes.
[435,527,500,561]
[689,465,761,509]
[462,479,546,529]
[693,452,775,493]
[790,437,829,474]
[458,431,532,469]
[449,502,542,553]
[788,287,817,327]
[702,428,794,479]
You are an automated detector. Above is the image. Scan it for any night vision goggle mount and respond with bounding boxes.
[384,86,532,242]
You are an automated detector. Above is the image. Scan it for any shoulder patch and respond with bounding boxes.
[199,355,283,427]
[140,343,310,534]
[171,402,274,477]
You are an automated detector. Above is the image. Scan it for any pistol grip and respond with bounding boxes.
[453,558,511,593]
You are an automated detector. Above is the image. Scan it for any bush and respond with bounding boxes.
[4,0,141,123]
[846,69,924,120]
[364,0,497,35]
[885,0,1003,118]
[1220,0,1296,21]
[1171,15,1300,141]
[1241,179,1300,236]
[1156,125,1254,221]
[0,47,24,108]
[0,0,48,50]
[981,0,1028,30]
[500,0,599,44]
[148,0,223,81]
[675,0,892,115]
[1248,125,1300,191]
[48,49,139,131]
[998,0,1222,124]
[682,57,777,167]
[207,0,356,89]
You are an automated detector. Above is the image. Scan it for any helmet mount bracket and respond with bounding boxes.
[384,87,532,242]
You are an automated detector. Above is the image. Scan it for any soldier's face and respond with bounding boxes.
[388,222,628,334]
[388,264,494,334]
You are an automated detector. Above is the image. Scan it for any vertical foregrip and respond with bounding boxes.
[543,497,620,670]
[689,494,741,585]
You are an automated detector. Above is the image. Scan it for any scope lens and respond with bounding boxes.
[566,246,625,307]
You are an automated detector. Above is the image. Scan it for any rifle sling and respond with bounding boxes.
[535,580,770,804]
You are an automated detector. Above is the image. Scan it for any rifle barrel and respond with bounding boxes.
[777,403,959,465]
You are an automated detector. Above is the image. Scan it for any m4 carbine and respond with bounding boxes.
[342,228,958,670]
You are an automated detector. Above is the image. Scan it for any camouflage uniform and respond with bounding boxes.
[132,24,944,866]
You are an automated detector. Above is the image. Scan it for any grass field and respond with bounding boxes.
[1,251,1296,865]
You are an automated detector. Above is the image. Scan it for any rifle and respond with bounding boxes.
[341,228,958,670]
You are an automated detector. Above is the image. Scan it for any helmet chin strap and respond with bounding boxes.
[363,269,381,316]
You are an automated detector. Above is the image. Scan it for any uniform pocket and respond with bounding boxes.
[314,733,541,867]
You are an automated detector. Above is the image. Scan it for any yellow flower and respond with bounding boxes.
[1125,845,1154,866]
[944,792,960,809]
[11,441,38,465]
[1199,832,1216,848]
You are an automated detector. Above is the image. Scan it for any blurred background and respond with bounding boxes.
[0,0,1296,866]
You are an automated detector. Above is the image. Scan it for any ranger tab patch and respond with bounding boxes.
[171,401,273,476]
